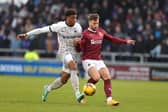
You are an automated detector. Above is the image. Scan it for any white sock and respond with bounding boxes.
[107,97,112,102]
[70,70,80,96]
[47,78,63,91]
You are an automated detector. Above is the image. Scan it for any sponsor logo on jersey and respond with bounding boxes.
[61,27,78,34]
[91,39,102,44]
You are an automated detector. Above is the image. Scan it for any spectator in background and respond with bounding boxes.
[161,38,168,54]
[8,30,21,56]
[45,32,54,53]
[144,34,157,53]
[133,34,145,53]
[0,0,168,55]
[44,32,57,58]
[24,18,34,32]
[0,26,10,48]
[150,44,162,57]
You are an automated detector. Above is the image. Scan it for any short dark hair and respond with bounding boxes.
[65,8,77,17]
[88,13,99,20]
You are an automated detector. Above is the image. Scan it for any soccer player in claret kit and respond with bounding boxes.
[17,9,85,103]
[78,13,135,106]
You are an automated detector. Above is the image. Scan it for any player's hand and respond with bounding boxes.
[73,37,81,46]
[17,34,28,39]
[126,39,136,45]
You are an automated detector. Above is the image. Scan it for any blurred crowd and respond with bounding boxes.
[0,0,168,56]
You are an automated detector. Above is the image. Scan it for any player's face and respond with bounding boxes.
[66,15,77,26]
[89,19,99,31]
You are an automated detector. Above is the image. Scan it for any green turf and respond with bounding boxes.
[0,75,167,112]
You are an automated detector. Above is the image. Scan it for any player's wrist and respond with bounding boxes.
[26,33,35,40]
[73,38,81,46]
[125,40,129,44]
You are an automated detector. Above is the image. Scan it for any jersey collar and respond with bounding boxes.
[88,28,97,33]
[65,21,75,27]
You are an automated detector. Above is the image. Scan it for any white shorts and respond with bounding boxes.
[58,52,74,74]
[82,59,106,72]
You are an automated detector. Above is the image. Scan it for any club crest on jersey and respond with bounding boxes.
[98,32,104,37]
[91,39,102,44]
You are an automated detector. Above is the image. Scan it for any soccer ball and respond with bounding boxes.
[83,83,96,96]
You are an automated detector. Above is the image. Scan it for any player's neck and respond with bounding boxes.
[88,27,97,33]
[65,21,74,27]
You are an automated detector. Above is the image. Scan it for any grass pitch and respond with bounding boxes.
[0,75,167,112]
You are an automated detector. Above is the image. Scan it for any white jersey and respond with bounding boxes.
[26,21,82,54]
[49,21,82,54]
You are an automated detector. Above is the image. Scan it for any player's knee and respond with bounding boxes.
[61,72,70,84]
[61,78,69,84]
[102,73,111,80]
[68,61,77,70]
[92,75,100,82]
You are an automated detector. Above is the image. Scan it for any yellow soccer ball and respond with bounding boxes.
[83,83,96,96]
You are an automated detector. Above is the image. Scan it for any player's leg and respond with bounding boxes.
[82,60,100,84]
[65,54,85,103]
[42,52,71,102]
[42,71,70,102]
[68,60,79,93]
[87,66,100,84]
[99,67,119,106]
[47,71,70,91]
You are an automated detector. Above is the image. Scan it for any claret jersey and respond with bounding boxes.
[80,28,127,60]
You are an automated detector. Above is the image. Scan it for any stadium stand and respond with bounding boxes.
[0,0,168,56]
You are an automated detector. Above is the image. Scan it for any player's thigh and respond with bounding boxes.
[60,71,70,84]
[82,60,101,81]
[99,67,111,80]
[88,67,101,81]
[64,53,77,70]
[68,60,77,70]
[62,62,71,74]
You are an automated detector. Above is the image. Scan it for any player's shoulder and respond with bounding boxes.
[74,22,82,28]
[52,21,65,26]
[82,29,89,34]
[98,27,105,32]
[49,21,64,31]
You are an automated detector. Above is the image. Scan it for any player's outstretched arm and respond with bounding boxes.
[17,33,28,39]
[103,30,126,44]
[104,30,135,45]
[17,26,51,39]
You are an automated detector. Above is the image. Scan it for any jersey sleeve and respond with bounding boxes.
[26,26,50,36]
[102,29,127,44]
[26,22,61,36]
[49,22,61,33]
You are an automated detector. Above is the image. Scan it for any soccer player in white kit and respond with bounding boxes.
[17,9,85,103]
